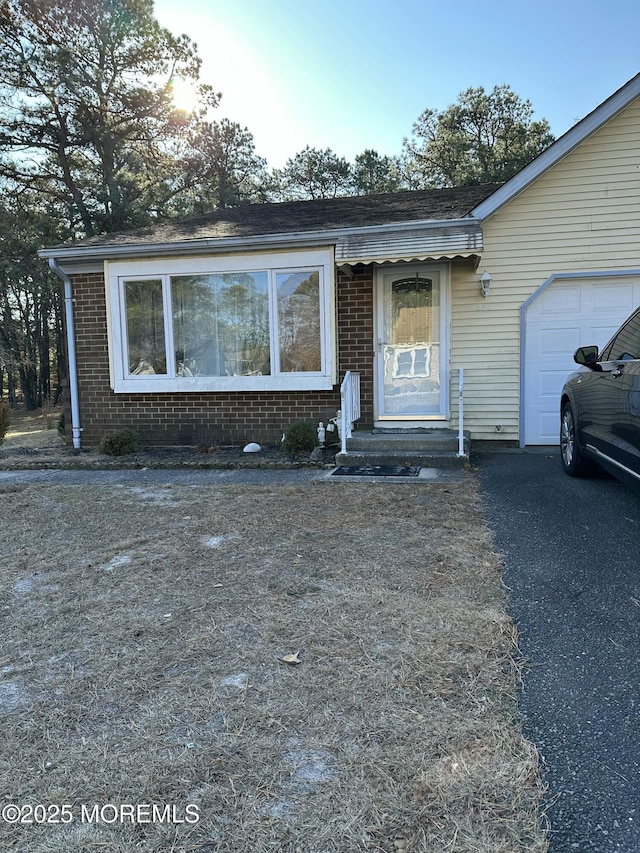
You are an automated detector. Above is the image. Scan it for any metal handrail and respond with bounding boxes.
[340,371,361,454]
[457,368,465,456]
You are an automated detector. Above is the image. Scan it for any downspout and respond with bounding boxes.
[48,258,82,450]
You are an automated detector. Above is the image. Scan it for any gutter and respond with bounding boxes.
[37,217,482,266]
[48,258,82,450]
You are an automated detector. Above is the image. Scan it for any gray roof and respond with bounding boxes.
[46,185,500,252]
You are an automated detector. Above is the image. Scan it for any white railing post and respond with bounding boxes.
[340,403,348,456]
[457,368,465,456]
[340,371,361,454]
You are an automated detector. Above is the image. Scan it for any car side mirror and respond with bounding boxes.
[574,345,600,369]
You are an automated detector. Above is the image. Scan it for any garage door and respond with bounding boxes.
[523,274,640,445]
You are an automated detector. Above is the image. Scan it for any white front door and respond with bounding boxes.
[375,265,449,421]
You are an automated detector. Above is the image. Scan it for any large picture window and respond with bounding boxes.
[171,272,270,377]
[107,250,335,393]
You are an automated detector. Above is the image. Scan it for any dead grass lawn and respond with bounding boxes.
[0,474,548,852]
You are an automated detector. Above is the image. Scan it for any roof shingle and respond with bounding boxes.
[58,185,501,251]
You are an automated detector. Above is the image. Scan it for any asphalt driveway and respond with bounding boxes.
[477,449,640,853]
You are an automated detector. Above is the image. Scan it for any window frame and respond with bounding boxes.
[106,249,336,393]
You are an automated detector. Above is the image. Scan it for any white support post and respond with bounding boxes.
[457,368,465,457]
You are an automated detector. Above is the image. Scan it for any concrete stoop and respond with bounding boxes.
[335,428,470,469]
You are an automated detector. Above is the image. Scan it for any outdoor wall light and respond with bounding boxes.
[479,270,492,298]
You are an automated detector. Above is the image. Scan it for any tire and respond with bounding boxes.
[560,401,592,477]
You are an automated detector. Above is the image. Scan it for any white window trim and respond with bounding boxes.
[105,249,336,393]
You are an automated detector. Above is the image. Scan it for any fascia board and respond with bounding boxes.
[38,233,333,265]
[472,73,640,221]
[38,217,480,266]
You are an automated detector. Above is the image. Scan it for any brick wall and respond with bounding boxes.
[336,264,374,423]
[67,265,375,447]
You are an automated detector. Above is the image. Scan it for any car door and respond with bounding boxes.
[596,310,640,474]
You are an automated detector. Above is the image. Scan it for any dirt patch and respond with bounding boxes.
[1,407,64,445]
[0,470,548,851]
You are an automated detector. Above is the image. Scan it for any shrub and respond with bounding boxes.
[98,428,139,456]
[0,402,10,445]
[57,411,65,437]
[281,419,318,455]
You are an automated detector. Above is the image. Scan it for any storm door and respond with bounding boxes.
[375,266,448,419]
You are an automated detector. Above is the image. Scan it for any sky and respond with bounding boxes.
[153,0,640,169]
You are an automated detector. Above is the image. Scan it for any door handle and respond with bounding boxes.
[611,367,624,378]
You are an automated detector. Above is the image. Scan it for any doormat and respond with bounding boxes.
[332,465,421,477]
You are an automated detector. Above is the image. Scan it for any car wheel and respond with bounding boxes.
[560,402,591,477]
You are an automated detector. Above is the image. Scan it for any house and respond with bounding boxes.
[40,73,640,452]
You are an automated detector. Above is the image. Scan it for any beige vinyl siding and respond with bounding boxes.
[450,98,640,442]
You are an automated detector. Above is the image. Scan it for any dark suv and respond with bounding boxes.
[560,306,640,488]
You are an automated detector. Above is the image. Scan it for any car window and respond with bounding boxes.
[601,311,640,361]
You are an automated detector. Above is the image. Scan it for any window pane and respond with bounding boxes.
[277,271,321,372]
[607,314,640,361]
[171,273,270,377]
[125,279,167,375]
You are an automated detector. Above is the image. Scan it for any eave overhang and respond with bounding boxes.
[38,217,483,273]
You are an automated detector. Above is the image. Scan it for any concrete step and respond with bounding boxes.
[335,450,468,468]
[335,429,469,469]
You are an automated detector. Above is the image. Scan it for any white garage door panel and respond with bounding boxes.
[592,323,626,341]
[539,411,560,440]
[539,327,583,354]
[524,276,640,445]
[541,370,570,396]
[593,283,636,310]
[533,285,581,313]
